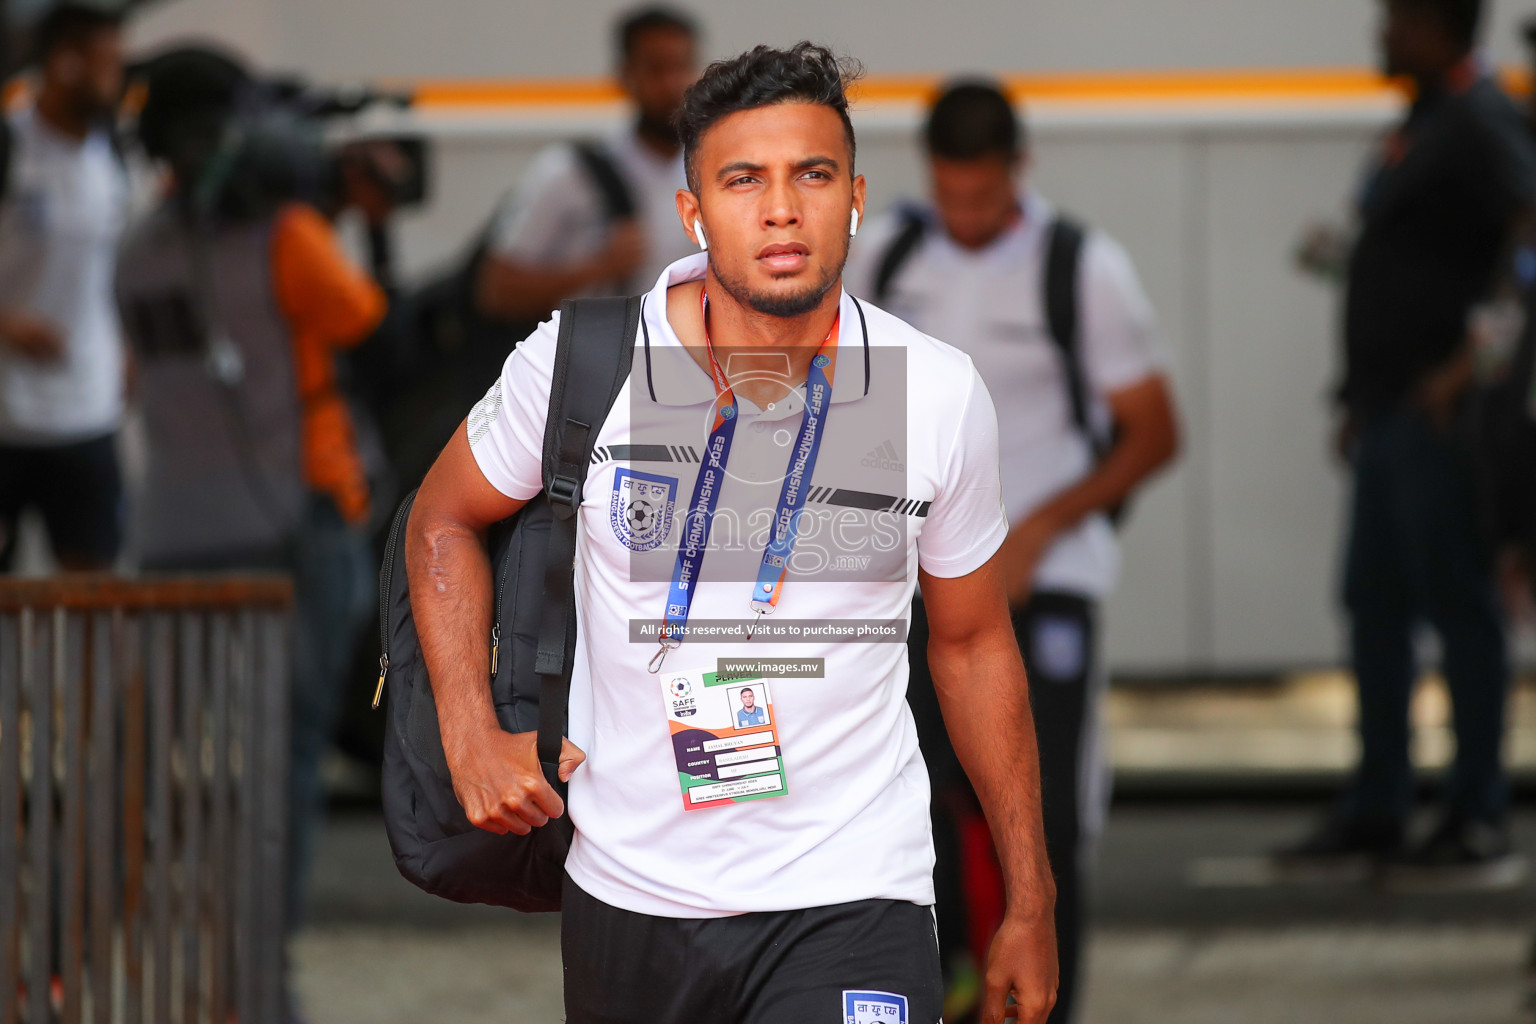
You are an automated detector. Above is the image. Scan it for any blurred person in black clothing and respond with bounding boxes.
[1280,0,1536,882]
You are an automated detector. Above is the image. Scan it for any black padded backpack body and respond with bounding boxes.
[376,296,639,911]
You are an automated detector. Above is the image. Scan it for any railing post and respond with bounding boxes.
[60,609,86,1024]
[25,607,52,1024]
[88,611,115,1024]
[0,610,20,1024]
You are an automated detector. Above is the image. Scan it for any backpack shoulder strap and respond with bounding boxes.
[572,141,637,220]
[1044,215,1100,454]
[533,294,641,787]
[873,207,926,304]
[0,115,13,202]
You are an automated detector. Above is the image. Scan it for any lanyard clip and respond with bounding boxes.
[746,599,774,640]
[647,633,681,674]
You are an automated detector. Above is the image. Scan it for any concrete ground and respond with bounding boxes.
[295,674,1536,1022]
[291,804,1536,1024]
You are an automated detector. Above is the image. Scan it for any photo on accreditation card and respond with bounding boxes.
[730,684,771,728]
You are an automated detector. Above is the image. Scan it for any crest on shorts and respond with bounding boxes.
[1032,614,1087,683]
[609,468,677,552]
[843,990,908,1024]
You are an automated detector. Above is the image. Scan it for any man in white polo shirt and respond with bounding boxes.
[846,81,1178,1024]
[409,44,1057,1024]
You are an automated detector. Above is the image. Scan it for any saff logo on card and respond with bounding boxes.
[609,468,677,552]
[668,676,697,718]
[843,990,907,1024]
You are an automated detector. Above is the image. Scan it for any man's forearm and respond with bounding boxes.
[404,506,498,760]
[1026,436,1157,539]
[476,254,606,322]
[1023,377,1179,539]
[928,622,1055,918]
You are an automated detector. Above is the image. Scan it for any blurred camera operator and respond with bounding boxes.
[473,5,700,322]
[0,4,127,572]
[113,45,386,1023]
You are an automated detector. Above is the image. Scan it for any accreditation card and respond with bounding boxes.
[659,667,787,810]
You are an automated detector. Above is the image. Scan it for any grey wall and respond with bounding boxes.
[131,0,1536,81]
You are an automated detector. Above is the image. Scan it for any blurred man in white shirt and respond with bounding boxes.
[475,6,700,322]
[0,4,128,571]
[847,80,1179,1024]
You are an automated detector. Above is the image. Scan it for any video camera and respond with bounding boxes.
[129,45,428,223]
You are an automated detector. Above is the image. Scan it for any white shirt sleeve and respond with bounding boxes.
[466,316,560,500]
[1079,232,1167,395]
[487,144,604,267]
[916,364,1010,578]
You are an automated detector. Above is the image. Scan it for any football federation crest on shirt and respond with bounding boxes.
[843,990,908,1024]
[610,468,678,552]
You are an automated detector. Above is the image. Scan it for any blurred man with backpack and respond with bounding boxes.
[395,6,702,495]
[845,80,1178,1024]
[474,5,700,324]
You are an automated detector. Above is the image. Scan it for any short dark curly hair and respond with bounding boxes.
[676,41,863,193]
[614,6,697,65]
[1388,0,1483,49]
[925,80,1023,161]
[33,3,122,65]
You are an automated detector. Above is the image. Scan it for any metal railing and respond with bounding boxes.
[0,576,292,1024]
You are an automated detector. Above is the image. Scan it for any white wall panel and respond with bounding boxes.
[1027,136,1195,670]
[1202,132,1370,670]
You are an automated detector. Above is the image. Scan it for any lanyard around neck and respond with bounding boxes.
[648,290,841,672]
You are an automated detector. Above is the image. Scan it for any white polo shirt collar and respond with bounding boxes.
[637,253,872,413]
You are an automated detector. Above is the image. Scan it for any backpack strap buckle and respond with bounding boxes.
[547,474,582,519]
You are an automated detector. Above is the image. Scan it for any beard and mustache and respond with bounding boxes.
[707,232,850,320]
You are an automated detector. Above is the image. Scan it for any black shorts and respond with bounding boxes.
[561,875,942,1024]
[0,433,123,569]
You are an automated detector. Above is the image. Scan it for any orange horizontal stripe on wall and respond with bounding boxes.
[400,66,1536,109]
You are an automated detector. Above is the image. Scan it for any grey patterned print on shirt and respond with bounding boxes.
[467,379,503,447]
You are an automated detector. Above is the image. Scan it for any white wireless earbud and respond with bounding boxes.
[693,218,708,251]
[849,208,860,238]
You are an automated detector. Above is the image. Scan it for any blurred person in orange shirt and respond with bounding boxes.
[113,46,385,1024]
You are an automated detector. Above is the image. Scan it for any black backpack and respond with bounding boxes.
[873,208,1126,522]
[375,295,640,911]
